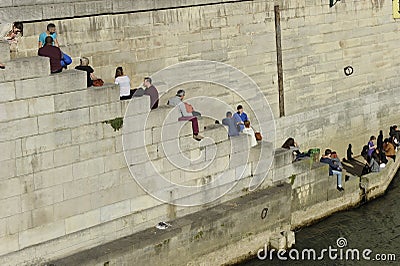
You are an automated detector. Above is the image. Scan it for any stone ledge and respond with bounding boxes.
[0,0,250,22]
[47,183,291,266]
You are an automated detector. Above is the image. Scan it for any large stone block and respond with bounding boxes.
[21,129,71,156]
[100,200,131,223]
[20,185,63,212]
[28,95,55,116]
[0,100,29,123]
[90,183,138,209]
[15,70,87,99]
[0,234,19,257]
[53,195,92,221]
[0,117,38,142]
[38,108,89,134]
[0,159,15,181]
[42,3,74,19]
[0,178,21,201]
[31,205,55,228]
[63,177,99,200]
[18,220,65,249]
[79,138,115,161]
[72,157,105,180]
[0,42,10,62]
[71,124,104,145]
[0,82,15,103]
[53,145,80,167]
[104,152,126,172]
[89,102,122,124]
[0,196,20,218]
[97,170,121,190]
[0,141,16,162]
[34,165,74,190]
[0,57,49,83]
[65,209,101,234]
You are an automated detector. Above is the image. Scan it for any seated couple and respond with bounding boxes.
[167,89,203,141]
[222,109,257,147]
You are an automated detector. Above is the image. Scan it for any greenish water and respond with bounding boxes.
[241,173,400,265]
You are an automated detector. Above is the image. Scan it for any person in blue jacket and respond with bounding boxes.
[320,149,343,191]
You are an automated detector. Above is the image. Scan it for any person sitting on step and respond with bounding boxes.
[320,149,344,191]
[168,89,203,141]
[222,111,240,137]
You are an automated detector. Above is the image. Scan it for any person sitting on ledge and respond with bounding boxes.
[320,149,344,191]
[282,137,309,161]
[114,66,131,100]
[367,135,377,159]
[346,144,353,161]
[168,89,203,141]
[38,36,62,74]
[331,151,343,169]
[143,77,159,110]
[168,89,200,117]
[75,57,97,87]
[2,21,23,52]
[383,138,396,162]
[243,120,257,147]
[368,150,380,172]
[236,105,247,132]
[222,111,240,137]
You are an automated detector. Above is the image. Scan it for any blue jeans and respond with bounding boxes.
[332,170,342,187]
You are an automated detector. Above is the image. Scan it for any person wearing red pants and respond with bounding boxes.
[168,89,204,141]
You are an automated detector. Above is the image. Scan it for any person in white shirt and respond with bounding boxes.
[243,120,257,147]
[114,67,131,100]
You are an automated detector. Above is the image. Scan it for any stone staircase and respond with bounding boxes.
[0,41,293,264]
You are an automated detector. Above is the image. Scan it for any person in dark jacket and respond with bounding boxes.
[320,149,343,191]
[38,36,62,73]
[75,57,97,87]
[143,77,159,110]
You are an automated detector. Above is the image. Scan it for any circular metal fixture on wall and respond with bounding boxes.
[344,66,354,76]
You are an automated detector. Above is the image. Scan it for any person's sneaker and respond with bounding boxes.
[337,186,344,191]
[193,134,204,141]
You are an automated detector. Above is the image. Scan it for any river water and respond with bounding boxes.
[241,172,400,265]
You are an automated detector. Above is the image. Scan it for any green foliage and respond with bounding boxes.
[289,174,296,185]
[194,230,204,240]
[104,117,123,131]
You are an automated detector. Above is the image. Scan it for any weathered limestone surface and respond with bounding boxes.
[6,0,397,158]
[50,183,293,266]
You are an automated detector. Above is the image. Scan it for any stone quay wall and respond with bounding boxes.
[47,152,400,266]
[6,0,399,156]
